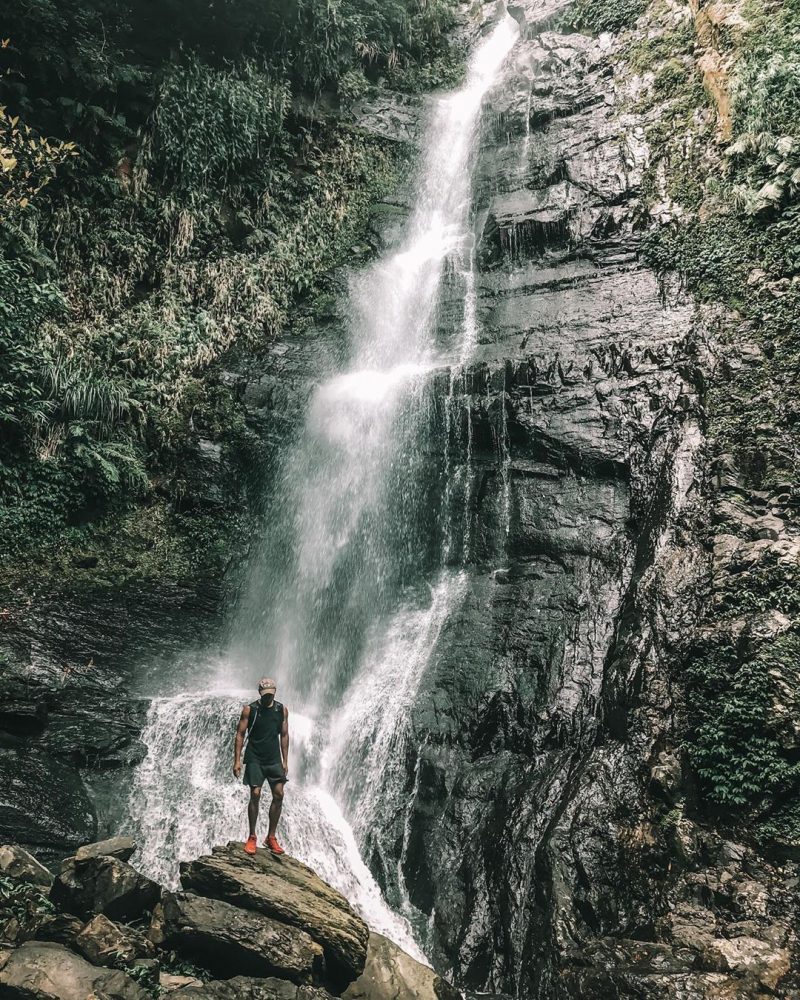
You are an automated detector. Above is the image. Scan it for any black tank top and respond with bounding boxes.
[245,700,283,766]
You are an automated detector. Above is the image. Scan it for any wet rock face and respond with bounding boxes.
[368,5,800,999]
[0,579,225,865]
[325,4,716,998]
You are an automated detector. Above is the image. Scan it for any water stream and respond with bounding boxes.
[127,15,519,960]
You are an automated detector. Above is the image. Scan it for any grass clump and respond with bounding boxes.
[560,0,647,35]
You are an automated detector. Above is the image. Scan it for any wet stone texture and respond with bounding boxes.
[358,3,798,999]
[0,581,223,866]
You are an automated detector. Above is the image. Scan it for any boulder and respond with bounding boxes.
[76,912,155,966]
[172,976,335,999]
[0,845,53,886]
[180,844,369,988]
[33,911,85,948]
[0,939,149,999]
[343,933,460,1000]
[51,854,160,922]
[75,835,136,863]
[154,891,325,985]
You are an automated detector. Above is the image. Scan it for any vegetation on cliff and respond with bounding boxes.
[0,0,460,584]
[609,0,800,847]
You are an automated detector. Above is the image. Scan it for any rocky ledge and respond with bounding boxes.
[0,838,455,1000]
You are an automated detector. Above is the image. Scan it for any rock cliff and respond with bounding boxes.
[0,0,798,997]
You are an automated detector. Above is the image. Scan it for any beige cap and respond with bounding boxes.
[258,677,277,693]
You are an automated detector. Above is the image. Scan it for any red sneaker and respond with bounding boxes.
[264,835,284,855]
[244,835,257,855]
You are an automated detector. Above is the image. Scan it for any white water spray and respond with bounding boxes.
[128,15,518,959]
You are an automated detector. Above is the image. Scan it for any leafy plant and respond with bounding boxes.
[687,632,800,809]
[728,133,800,215]
[0,103,77,214]
[560,0,646,35]
[151,59,290,193]
[0,874,55,937]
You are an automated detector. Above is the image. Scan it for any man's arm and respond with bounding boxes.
[233,705,250,778]
[281,706,289,777]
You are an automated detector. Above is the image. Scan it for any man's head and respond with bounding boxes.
[258,677,277,702]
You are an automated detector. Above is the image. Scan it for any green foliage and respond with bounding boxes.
[151,60,290,193]
[266,0,460,93]
[120,951,212,995]
[0,102,78,214]
[0,874,55,940]
[721,1,800,215]
[159,952,211,980]
[652,58,689,97]
[0,0,436,578]
[0,242,66,433]
[687,632,800,809]
[625,21,694,73]
[728,132,800,216]
[561,0,646,35]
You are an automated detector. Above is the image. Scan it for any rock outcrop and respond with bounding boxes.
[52,853,161,922]
[0,845,53,887]
[180,844,369,990]
[152,891,325,984]
[170,977,335,999]
[0,838,447,1000]
[311,2,799,998]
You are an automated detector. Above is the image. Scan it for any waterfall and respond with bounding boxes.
[128,14,518,960]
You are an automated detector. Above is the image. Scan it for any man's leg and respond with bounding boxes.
[267,782,284,838]
[248,785,262,836]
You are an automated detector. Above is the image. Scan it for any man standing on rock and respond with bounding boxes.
[233,677,289,856]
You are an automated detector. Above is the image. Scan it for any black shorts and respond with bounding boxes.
[243,758,287,789]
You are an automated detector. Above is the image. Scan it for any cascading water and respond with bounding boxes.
[128,13,518,962]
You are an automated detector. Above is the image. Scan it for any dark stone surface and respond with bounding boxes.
[76,912,155,967]
[51,854,160,922]
[0,748,97,864]
[180,843,369,992]
[0,845,53,887]
[155,891,325,985]
[0,578,227,861]
[171,977,335,1000]
[334,4,799,998]
[0,940,149,999]
[75,836,136,863]
[342,932,460,1000]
